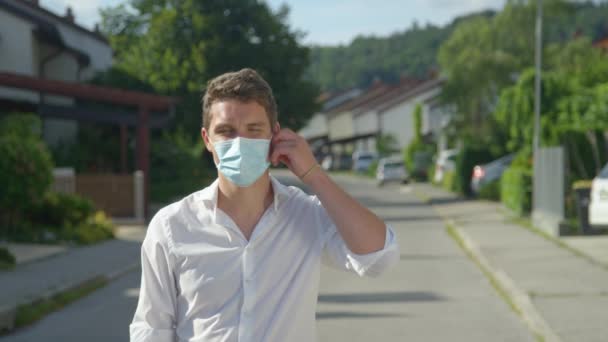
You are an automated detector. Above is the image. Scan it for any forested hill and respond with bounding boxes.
[306,1,608,93]
[305,10,496,92]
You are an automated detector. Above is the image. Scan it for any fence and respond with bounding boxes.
[52,169,145,223]
[532,146,565,236]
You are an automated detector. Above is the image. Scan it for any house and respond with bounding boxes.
[375,77,445,151]
[0,0,175,220]
[300,76,452,169]
[351,77,423,153]
[0,0,113,145]
[299,87,362,159]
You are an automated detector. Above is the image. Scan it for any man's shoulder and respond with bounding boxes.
[146,187,211,242]
[273,180,319,210]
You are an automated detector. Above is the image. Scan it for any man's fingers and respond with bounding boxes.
[270,144,292,165]
[272,128,297,143]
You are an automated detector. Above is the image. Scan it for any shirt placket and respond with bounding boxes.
[239,243,255,342]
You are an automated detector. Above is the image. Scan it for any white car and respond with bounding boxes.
[589,163,608,227]
[376,157,408,186]
[433,149,459,184]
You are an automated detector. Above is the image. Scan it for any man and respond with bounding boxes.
[130,68,399,342]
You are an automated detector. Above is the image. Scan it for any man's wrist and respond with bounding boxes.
[301,165,328,189]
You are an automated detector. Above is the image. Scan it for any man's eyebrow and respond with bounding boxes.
[247,122,266,127]
[213,123,234,131]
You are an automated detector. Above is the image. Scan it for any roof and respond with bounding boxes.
[325,82,393,116]
[321,87,363,112]
[352,78,425,117]
[1,0,108,44]
[376,77,445,113]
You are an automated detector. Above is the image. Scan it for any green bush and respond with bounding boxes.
[0,132,53,230]
[501,166,532,216]
[428,163,437,185]
[404,140,435,179]
[442,170,456,192]
[453,145,494,196]
[366,160,379,178]
[0,246,16,269]
[29,192,95,230]
[478,179,501,201]
[0,113,42,139]
[22,192,114,245]
[68,211,115,245]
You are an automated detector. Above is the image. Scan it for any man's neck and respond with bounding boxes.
[216,172,274,239]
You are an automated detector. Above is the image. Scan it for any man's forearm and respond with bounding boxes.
[303,168,386,254]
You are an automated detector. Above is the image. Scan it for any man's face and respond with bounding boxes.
[202,100,278,164]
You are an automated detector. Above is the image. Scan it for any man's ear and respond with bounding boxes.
[201,127,213,153]
[273,122,281,134]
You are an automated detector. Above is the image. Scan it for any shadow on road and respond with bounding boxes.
[318,291,445,304]
[399,253,461,260]
[382,215,438,223]
[315,311,407,320]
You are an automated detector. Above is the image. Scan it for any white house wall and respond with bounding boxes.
[328,111,354,140]
[353,110,378,135]
[299,112,328,140]
[380,87,441,150]
[0,9,39,102]
[55,25,112,80]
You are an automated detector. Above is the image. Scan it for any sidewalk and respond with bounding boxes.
[0,226,145,332]
[412,183,608,342]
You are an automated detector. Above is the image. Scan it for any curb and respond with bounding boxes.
[447,221,562,342]
[0,261,140,333]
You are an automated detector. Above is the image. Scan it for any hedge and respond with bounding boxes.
[500,166,532,216]
[478,179,501,201]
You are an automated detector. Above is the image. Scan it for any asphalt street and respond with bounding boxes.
[1,170,535,341]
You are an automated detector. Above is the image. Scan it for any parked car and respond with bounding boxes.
[433,149,459,184]
[321,153,353,171]
[470,153,515,195]
[376,157,408,186]
[321,155,333,171]
[589,162,608,228]
[352,151,377,173]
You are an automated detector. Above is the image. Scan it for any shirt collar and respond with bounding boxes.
[196,174,290,212]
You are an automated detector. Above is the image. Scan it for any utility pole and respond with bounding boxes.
[533,0,543,212]
[533,0,542,157]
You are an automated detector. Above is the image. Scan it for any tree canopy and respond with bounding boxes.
[100,0,319,133]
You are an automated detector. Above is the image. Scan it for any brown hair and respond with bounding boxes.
[201,68,278,130]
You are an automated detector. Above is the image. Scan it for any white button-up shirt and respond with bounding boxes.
[130,175,399,342]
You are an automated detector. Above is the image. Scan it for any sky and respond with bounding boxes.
[41,0,506,46]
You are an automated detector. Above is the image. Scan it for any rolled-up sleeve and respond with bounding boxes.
[314,197,400,277]
[130,213,178,342]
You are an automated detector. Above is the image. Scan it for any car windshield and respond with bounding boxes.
[599,163,608,178]
[358,155,374,161]
[385,162,403,168]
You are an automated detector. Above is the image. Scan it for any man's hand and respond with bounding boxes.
[270,129,386,254]
[269,129,318,180]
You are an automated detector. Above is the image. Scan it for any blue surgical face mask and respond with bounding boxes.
[213,137,271,187]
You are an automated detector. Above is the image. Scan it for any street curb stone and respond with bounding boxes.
[448,220,562,342]
[0,260,140,333]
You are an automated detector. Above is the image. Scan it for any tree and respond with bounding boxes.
[100,0,319,134]
[494,36,608,179]
[438,0,574,140]
[0,115,53,234]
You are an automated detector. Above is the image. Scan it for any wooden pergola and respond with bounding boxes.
[0,71,177,220]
